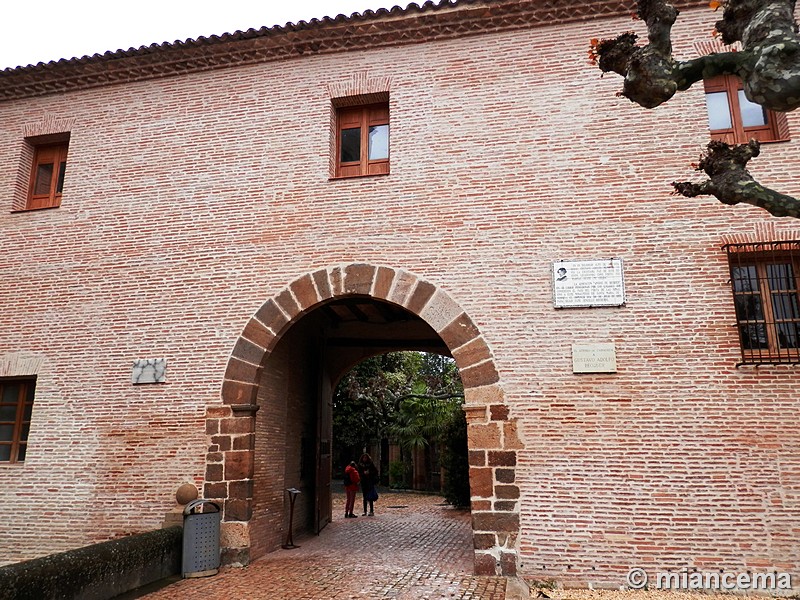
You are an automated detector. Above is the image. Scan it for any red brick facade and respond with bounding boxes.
[1,0,799,589]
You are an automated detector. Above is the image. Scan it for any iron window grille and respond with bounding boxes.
[724,241,800,365]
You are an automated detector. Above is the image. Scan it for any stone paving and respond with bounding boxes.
[138,490,507,600]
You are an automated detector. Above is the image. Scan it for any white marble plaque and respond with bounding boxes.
[553,259,625,308]
[132,358,167,384]
[572,343,617,373]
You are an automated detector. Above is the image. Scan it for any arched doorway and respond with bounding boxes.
[206,264,523,576]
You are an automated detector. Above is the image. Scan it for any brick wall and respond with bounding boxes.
[0,3,798,588]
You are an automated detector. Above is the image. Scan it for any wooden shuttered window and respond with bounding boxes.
[335,103,389,178]
[27,142,69,210]
[726,242,800,365]
[704,75,790,145]
[0,378,36,463]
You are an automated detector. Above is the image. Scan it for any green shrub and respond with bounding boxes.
[388,460,407,488]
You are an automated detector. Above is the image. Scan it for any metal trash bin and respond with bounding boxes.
[182,499,221,578]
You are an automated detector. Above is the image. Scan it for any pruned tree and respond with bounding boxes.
[590,0,800,218]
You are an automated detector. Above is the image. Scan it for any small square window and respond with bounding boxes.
[0,378,36,463]
[704,75,789,144]
[27,141,69,210]
[726,242,800,365]
[335,102,389,178]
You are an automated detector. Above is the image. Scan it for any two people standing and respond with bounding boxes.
[343,453,379,519]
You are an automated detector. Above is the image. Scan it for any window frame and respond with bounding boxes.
[334,102,389,179]
[704,75,789,144]
[0,377,36,464]
[725,242,800,365]
[27,141,69,210]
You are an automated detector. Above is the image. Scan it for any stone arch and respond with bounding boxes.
[205,263,522,575]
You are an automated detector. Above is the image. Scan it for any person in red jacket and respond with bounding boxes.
[344,461,361,518]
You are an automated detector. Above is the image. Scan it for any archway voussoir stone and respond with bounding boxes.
[373,266,396,299]
[243,317,276,350]
[312,269,333,300]
[232,337,266,366]
[459,360,500,389]
[275,289,301,321]
[388,270,419,307]
[329,266,345,296]
[420,289,463,332]
[344,263,377,295]
[439,312,480,351]
[224,357,262,383]
[452,336,492,370]
[254,300,288,333]
[290,274,320,310]
[406,280,436,314]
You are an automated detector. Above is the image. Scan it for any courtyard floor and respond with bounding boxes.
[135,490,506,600]
[129,491,768,600]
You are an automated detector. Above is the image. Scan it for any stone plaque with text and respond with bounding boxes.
[572,343,617,373]
[553,258,625,308]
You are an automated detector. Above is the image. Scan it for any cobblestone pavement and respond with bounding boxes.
[139,491,507,600]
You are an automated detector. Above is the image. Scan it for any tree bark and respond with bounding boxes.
[674,140,800,217]
[591,0,799,218]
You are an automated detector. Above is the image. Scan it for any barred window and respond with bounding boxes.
[725,241,800,365]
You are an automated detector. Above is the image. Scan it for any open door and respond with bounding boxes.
[315,367,332,533]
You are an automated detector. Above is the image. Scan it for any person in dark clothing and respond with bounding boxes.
[358,453,379,516]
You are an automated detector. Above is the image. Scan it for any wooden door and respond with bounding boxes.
[315,364,332,533]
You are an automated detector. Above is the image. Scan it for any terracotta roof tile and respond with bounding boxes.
[0,0,699,101]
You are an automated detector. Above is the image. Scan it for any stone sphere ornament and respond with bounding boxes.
[175,483,199,505]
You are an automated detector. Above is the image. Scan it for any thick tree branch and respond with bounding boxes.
[673,140,800,217]
[589,0,800,218]
[592,0,800,110]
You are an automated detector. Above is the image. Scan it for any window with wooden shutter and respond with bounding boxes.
[0,378,36,463]
[726,241,800,365]
[27,142,69,210]
[704,75,790,144]
[335,102,389,178]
